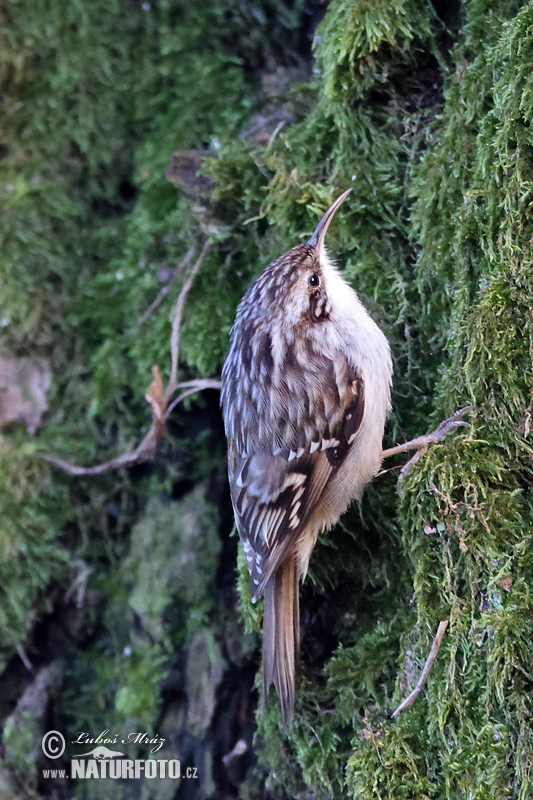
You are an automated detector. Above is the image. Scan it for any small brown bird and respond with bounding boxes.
[221,189,393,725]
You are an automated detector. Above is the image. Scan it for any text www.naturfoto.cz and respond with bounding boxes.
[43,759,184,780]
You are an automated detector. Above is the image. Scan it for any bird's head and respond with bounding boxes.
[255,188,352,331]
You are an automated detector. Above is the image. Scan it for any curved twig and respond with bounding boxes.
[166,239,211,401]
[391,620,449,719]
[165,379,222,419]
[43,241,215,476]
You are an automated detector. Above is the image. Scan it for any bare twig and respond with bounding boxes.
[165,378,222,419]
[391,620,449,719]
[65,560,93,608]
[43,241,215,476]
[41,425,160,475]
[372,737,393,769]
[136,246,196,329]
[173,378,222,391]
[17,644,33,672]
[239,110,287,139]
[166,239,211,401]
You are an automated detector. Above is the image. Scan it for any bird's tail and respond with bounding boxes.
[262,556,300,727]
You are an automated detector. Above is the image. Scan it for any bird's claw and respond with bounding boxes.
[425,406,473,445]
[381,406,473,496]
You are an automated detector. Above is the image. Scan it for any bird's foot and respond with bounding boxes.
[381,406,472,491]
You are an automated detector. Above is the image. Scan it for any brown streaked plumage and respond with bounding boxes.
[221,189,392,725]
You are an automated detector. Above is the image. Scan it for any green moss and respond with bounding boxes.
[237,0,533,797]
[114,646,167,727]
[391,2,533,797]
[0,441,69,664]
[317,0,437,102]
[124,487,221,641]
[1,663,63,797]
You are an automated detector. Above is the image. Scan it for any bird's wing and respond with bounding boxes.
[227,354,364,601]
[223,331,363,461]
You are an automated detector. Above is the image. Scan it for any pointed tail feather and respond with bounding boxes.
[262,557,300,727]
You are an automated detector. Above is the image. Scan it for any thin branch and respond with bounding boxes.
[166,239,211,401]
[17,644,33,672]
[43,241,215,476]
[173,378,222,391]
[391,620,449,719]
[165,378,222,419]
[239,110,287,139]
[372,737,393,770]
[41,425,160,475]
[136,246,196,329]
[65,560,93,608]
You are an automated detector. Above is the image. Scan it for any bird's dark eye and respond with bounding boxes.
[308,273,320,288]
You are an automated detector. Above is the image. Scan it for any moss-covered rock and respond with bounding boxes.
[1,663,63,797]
[124,487,221,642]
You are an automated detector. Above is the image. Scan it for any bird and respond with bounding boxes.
[220,189,393,726]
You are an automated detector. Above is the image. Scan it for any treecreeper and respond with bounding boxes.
[220,189,393,725]
[221,189,469,725]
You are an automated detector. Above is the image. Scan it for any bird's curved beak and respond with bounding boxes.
[307,187,352,248]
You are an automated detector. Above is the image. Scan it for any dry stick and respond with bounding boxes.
[135,246,196,329]
[43,241,213,476]
[391,620,449,720]
[166,238,211,402]
[41,423,162,475]
[17,644,33,672]
[165,378,221,419]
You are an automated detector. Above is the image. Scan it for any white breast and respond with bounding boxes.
[304,249,393,542]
